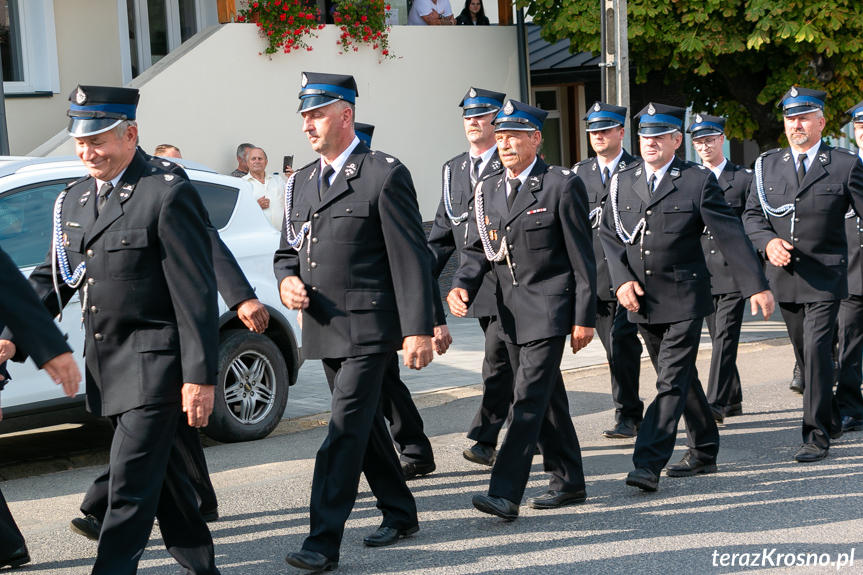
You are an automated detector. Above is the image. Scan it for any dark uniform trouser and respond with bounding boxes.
[836,294,863,420]
[0,490,25,558]
[595,298,644,423]
[93,403,218,575]
[634,319,720,475]
[466,316,515,445]
[81,418,217,522]
[380,353,434,465]
[779,301,843,448]
[304,353,418,561]
[488,336,585,504]
[704,292,745,407]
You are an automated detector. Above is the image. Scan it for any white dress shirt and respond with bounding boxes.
[244,171,287,231]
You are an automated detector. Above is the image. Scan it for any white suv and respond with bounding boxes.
[0,156,302,442]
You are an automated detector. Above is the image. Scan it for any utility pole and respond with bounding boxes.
[600,0,631,148]
[0,46,9,155]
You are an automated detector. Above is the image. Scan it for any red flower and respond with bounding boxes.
[385,4,391,9]
[382,49,389,55]
[237,15,245,21]
[253,1,259,7]
[361,15,367,22]
[280,13,286,20]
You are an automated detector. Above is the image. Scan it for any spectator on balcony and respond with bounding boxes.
[230,142,255,178]
[456,0,489,25]
[409,0,455,25]
[243,147,286,231]
[154,144,182,158]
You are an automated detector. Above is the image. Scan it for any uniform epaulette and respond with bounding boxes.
[297,158,317,172]
[745,168,754,174]
[369,150,402,166]
[760,148,782,157]
[65,174,91,190]
[445,151,468,166]
[618,159,642,172]
[571,158,593,174]
[546,165,573,177]
[840,148,857,156]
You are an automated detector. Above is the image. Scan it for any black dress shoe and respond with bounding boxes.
[472,494,519,520]
[725,403,743,417]
[463,442,496,466]
[362,525,419,547]
[0,545,30,569]
[402,461,436,480]
[201,509,219,522]
[665,453,717,477]
[789,362,805,394]
[794,443,828,462]
[285,549,338,572]
[602,419,639,439]
[709,404,725,424]
[70,514,102,541]
[626,468,659,492]
[526,490,587,509]
[842,415,863,432]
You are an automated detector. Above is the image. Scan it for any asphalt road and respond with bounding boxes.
[2,338,862,574]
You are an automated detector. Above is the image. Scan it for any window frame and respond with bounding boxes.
[0,178,68,269]
[1,0,60,95]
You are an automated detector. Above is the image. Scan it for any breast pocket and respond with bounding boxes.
[764,182,789,203]
[813,184,845,213]
[662,199,694,234]
[105,228,151,280]
[525,212,556,251]
[331,201,370,244]
[290,205,311,227]
[616,199,643,229]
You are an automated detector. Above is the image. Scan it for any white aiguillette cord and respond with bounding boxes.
[473,180,517,285]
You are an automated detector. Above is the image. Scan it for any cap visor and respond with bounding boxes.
[586,120,623,132]
[690,128,723,139]
[298,96,339,113]
[463,107,498,118]
[67,118,123,138]
[494,121,538,132]
[638,125,678,137]
[783,105,821,117]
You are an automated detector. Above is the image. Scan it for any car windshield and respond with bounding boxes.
[0,180,66,268]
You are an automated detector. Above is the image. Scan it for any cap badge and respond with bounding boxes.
[695,114,703,123]
[301,73,308,88]
[594,102,601,112]
[503,100,514,115]
[790,86,798,97]
[469,88,477,98]
[647,103,656,116]
[75,87,87,105]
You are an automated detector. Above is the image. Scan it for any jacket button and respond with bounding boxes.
[536,221,541,225]
[645,270,653,276]
[795,257,801,262]
[90,306,98,314]
[371,300,377,306]
[512,263,518,269]
[469,206,473,210]
[346,208,353,214]
[311,286,318,291]
[710,250,716,254]
[794,237,799,242]
[675,207,680,211]
[87,249,95,257]
[87,278,96,286]
[645,230,652,235]
[312,237,319,243]
[121,238,130,246]
[508,244,514,250]
[313,213,320,219]
[796,198,801,203]
[794,218,800,222]
[506,226,511,232]
[646,210,653,216]
[94,333,104,341]
[692,273,697,277]
[644,250,651,256]
[310,262,317,268]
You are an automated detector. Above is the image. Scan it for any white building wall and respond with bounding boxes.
[37,23,521,219]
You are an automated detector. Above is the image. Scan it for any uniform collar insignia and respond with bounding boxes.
[619,161,626,169]
[309,168,316,180]
[75,86,87,104]
[301,73,308,87]
[164,174,174,181]
[591,163,597,171]
[670,168,680,177]
[635,168,643,176]
[647,103,656,116]
[593,102,601,112]
[345,163,357,177]
[385,157,394,163]
[123,184,133,190]
[782,152,791,162]
[461,160,467,170]
[695,114,703,123]
[504,100,514,115]
[819,152,828,163]
[119,191,131,198]
[561,169,570,175]
[79,190,91,205]
[469,88,477,98]
[490,160,500,170]
[790,86,798,97]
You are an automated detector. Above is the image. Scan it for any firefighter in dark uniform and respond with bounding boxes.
[69,152,270,540]
[572,102,644,439]
[0,85,221,574]
[744,87,863,461]
[276,73,435,572]
[835,101,863,433]
[355,122,439,479]
[428,87,513,467]
[0,247,81,570]
[688,114,754,423]
[600,103,773,492]
[448,99,596,519]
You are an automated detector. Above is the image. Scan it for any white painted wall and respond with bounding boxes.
[39,23,521,219]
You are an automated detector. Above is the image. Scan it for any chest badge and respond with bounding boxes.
[489,229,498,241]
[62,232,70,247]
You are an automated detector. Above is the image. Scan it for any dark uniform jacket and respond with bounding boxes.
[428,150,504,318]
[600,156,768,325]
[572,150,635,301]
[847,212,863,296]
[147,153,256,309]
[452,158,597,345]
[273,142,434,359]
[2,150,219,416]
[743,143,863,303]
[0,246,71,390]
[701,161,754,295]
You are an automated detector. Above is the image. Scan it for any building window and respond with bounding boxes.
[533,87,564,167]
[0,0,59,94]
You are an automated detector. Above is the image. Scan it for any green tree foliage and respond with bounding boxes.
[522,0,863,150]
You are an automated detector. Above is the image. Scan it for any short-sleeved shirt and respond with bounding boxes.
[408,0,453,25]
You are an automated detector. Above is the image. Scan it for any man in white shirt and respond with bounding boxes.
[408,0,455,25]
[243,147,286,231]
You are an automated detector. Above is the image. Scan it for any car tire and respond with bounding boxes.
[203,329,290,442]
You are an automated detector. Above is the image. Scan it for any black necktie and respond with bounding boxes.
[319,165,334,200]
[796,154,807,187]
[97,182,113,215]
[470,157,482,187]
[602,166,611,190]
[507,178,521,210]
[647,173,656,195]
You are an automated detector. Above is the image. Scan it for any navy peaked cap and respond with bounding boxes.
[584,101,627,132]
[493,99,547,132]
[636,103,685,137]
[355,122,375,146]
[460,87,506,118]
[777,86,826,117]
[67,85,139,137]
[687,113,726,139]
[298,72,358,112]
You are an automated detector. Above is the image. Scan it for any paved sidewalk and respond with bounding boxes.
[283,306,789,419]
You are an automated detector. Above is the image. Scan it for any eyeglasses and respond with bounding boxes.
[692,137,720,149]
